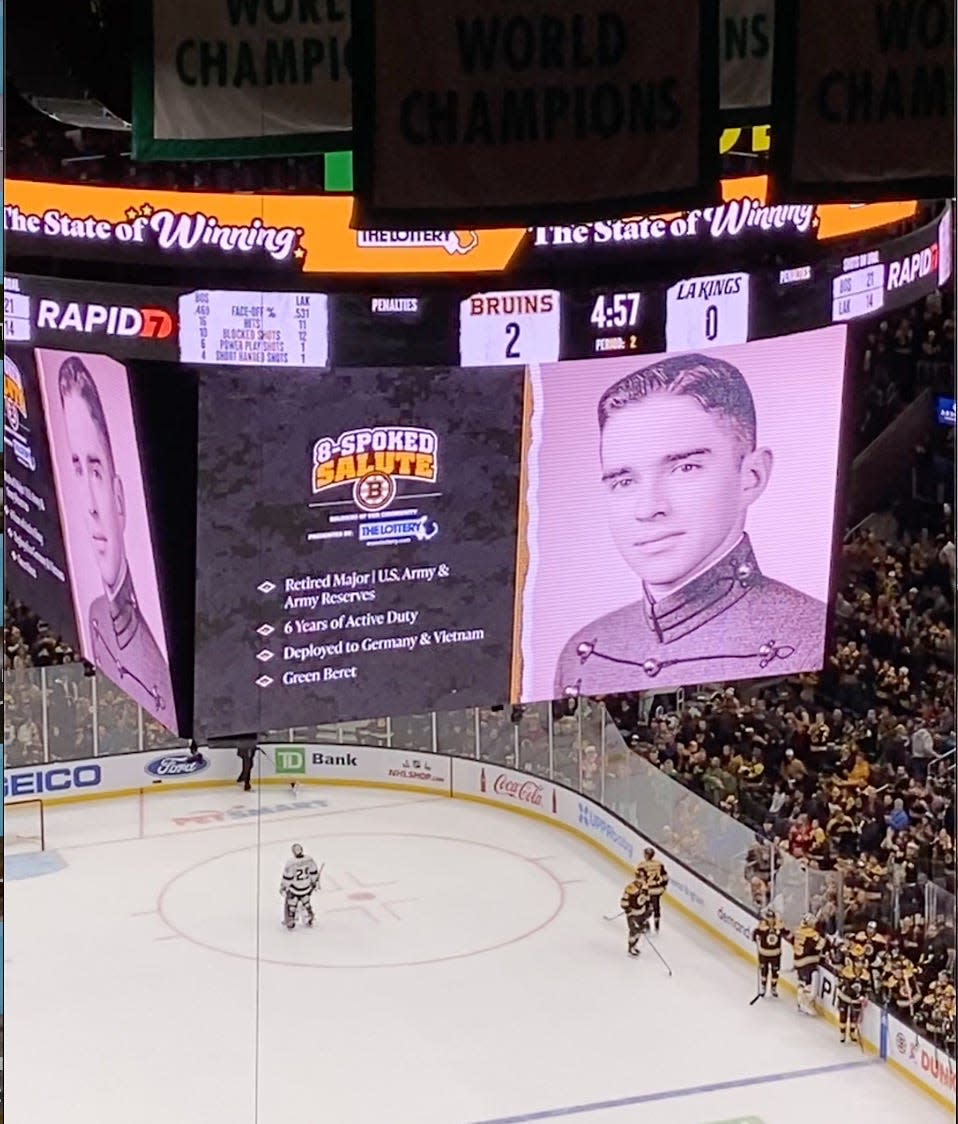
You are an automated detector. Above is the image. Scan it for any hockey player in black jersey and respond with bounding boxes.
[792,914,826,1015]
[620,873,653,958]
[634,847,669,932]
[752,907,788,998]
[837,976,866,1044]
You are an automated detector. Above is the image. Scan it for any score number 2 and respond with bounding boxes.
[458,289,561,366]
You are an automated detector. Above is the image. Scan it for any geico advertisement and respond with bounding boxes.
[4,762,102,799]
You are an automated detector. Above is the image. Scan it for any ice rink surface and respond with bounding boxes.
[4,784,949,1124]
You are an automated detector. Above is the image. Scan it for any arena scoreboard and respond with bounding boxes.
[3,197,951,739]
[4,202,950,370]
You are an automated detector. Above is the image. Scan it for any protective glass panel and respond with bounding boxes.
[477,708,515,766]
[45,663,94,761]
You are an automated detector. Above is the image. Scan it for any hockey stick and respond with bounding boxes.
[644,932,673,977]
[317,862,325,890]
[603,911,624,921]
[935,1030,956,1079]
[854,1002,866,1053]
[749,960,764,1005]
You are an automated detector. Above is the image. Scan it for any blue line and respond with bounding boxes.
[470,1059,876,1124]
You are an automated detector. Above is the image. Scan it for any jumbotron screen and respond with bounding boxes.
[516,333,846,703]
[194,363,523,734]
[3,201,949,736]
[191,328,845,737]
[3,344,196,734]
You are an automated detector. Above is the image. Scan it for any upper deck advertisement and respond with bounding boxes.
[3,176,918,275]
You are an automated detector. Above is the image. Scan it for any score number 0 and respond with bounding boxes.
[666,273,750,351]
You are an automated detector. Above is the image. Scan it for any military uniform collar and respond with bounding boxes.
[643,535,760,645]
[106,565,140,651]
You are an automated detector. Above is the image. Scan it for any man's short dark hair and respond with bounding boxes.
[58,356,116,472]
[598,353,757,452]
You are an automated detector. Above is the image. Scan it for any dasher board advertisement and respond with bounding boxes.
[193,364,523,738]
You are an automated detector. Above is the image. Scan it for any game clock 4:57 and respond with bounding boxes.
[589,292,641,332]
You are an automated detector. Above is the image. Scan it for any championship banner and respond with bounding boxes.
[351,0,722,228]
[720,0,774,115]
[772,0,955,202]
[132,0,352,161]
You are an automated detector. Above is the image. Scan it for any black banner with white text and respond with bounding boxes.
[772,0,955,201]
[351,0,721,228]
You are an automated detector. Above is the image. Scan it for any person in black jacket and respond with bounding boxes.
[237,743,261,791]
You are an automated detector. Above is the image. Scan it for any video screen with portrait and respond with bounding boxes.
[193,364,524,738]
[3,344,191,734]
[4,347,77,648]
[516,325,849,702]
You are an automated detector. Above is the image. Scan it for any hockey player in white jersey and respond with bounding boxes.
[280,843,321,929]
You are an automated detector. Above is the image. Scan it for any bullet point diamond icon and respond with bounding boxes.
[257,580,276,594]
[256,649,274,663]
[255,675,274,688]
[256,623,275,638]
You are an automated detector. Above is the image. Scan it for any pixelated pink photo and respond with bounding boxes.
[36,348,176,728]
[518,325,848,702]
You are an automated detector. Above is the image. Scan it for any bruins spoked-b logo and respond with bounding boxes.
[3,354,27,435]
[312,422,441,526]
[3,354,37,471]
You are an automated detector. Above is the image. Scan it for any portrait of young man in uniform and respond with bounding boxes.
[56,355,174,721]
[552,352,829,698]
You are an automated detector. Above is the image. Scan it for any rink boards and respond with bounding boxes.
[4,743,954,1111]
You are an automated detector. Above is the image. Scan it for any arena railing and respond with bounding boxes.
[4,662,954,938]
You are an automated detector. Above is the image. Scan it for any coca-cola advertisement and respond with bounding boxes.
[491,771,546,809]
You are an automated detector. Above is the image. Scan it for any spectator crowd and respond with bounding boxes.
[600,300,955,1048]
[4,595,78,671]
[854,289,956,451]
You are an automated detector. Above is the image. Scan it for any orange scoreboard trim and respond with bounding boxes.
[3,177,918,275]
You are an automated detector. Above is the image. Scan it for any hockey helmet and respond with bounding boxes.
[802,913,815,926]
[644,847,655,860]
[291,843,304,858]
